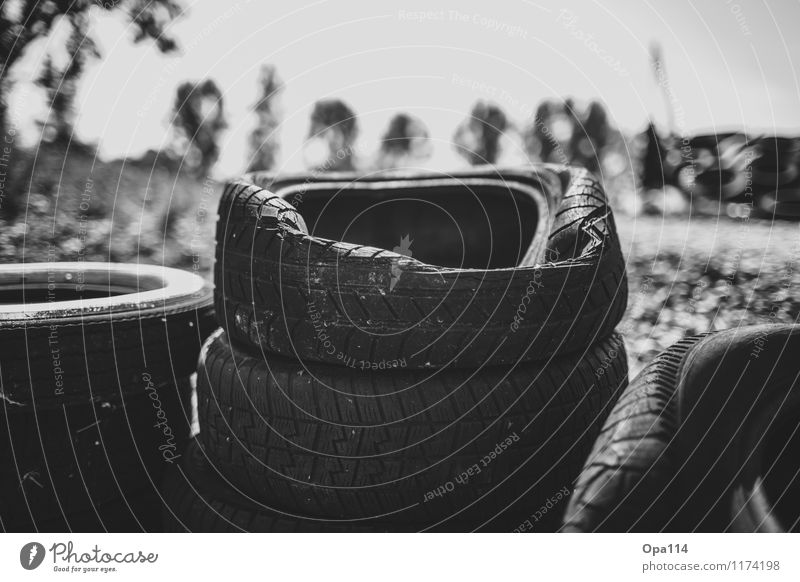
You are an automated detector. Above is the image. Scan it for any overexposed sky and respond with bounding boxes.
[8,0,800,175]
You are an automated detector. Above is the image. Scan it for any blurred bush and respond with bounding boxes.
[303,98,359,172]
[453,101,509,165]
[373,112,432,170]
[171,79,228,177]
[246,64,284,173]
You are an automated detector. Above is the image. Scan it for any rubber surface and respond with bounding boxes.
[563,324,800,532]
[214,165,627,369]
[562,334,705,532]
[163,439,406,532]
[3,488,167,533]
[0,380,190,529]
[196,329,628,529]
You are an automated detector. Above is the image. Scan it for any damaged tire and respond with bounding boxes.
[215,166,627,369]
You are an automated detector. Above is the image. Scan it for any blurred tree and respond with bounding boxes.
[525,99,577,164]
[525,98,616,173]
[34,16,97,144]
[373,112,432,170]
[571,100,611,173]
[171,79,227,176]
[563,97,581,162]
[453,101,508,165]
[304,98,358,172]
[0,0,183,140]
[246,64,283,173]
[524,100,557,162]
[584,101,610,150]
[641,121,668,189]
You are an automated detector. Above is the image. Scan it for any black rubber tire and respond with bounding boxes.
[214,166,627,369]
[0,380,190,529]
[163,439,408,532]
[563,324,800,532]
[196,328,628,529]
[3,488,167,533]
[0,262,216,403]
[561,334,706,532]
[735,398,800,533]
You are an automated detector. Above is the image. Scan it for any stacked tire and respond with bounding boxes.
[165,165,630,532]
[0,263,215,532]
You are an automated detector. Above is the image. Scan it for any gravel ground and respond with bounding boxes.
[615,213,800,377]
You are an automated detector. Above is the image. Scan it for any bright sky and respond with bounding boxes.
[8,0,800,176]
